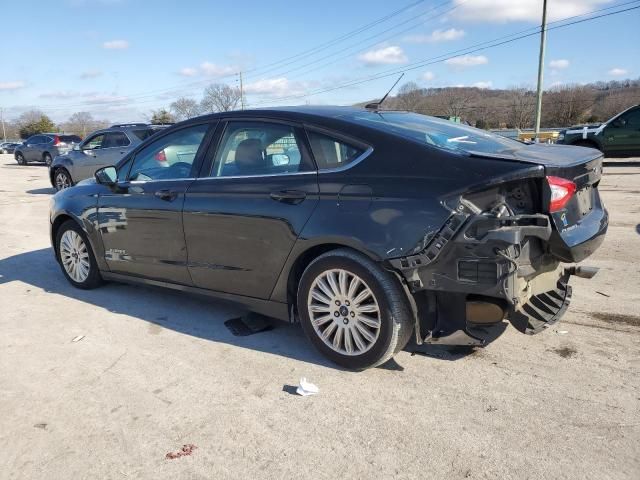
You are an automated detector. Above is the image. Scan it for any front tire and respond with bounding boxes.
[55,220,103,289]
[297,248,414,370]
[54,168,74,191]
[15,153,26,165]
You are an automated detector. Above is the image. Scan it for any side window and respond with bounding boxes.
[622,110,640,128]
[82,134,105,150]
[307,131,365,170]
[29,135,43,144]
[42,136,53,144]
[104,132,130,148]
[212,122,310,177]
[128,123,209,181]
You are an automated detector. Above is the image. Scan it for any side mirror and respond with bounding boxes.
[95,166,117,186]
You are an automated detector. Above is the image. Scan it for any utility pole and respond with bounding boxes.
[239,71,245,110]
[534,0,548,142]
[0,108,6,142]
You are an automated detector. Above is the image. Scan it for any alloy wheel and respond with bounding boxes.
[307,269,381,356]
[55,171,71,190]
[59,230,90,283]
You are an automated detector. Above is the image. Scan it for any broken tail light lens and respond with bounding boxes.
[547,176,576,212]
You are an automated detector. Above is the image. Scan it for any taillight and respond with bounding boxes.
[53,135,60,146]
[155,149,167,163]
[547,176,576,212]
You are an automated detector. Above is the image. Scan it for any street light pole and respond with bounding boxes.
[534,0,548,142]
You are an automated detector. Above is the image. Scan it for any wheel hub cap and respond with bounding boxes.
[60,230,90,283]
[307,269,381,356]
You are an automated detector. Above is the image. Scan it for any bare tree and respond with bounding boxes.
[61,112,109,137]
[170,97,201,121]
[506,87,535,129]
[200,83,242,113]
[396,82,424,111]
[432,88,477,118]
[543,84,592,127]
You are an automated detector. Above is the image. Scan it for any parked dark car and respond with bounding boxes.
[49,123,165,190]
[556,104,640,156]
[15,133,82,165]
[49,106,607,369]
[0,142,20,154]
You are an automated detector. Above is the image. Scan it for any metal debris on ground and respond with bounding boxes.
[595,291,611,297]
[296,377,319,396]
[71,335,85,343]
[165,444,197,460]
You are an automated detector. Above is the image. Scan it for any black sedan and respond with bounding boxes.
[49,106,607,369]
[0,142,20,154]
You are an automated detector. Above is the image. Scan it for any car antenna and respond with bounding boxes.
[365,73,405,111]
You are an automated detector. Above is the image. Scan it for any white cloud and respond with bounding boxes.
[244,77,307,97]
[453,0,611,23]
[422,71,436,81]
[178,67,198,77]
[79,69,102,79]
[549,59,570,69]
[82,94,128,105]
[200,62,237,78]
[404,28,465,43]
[473,81,493,89]
[608,68,628,76]
[103,39,129,50]
[445,55,488,68]
[39,91,80,99]
[358,46,408,66]
[0,81,25,91]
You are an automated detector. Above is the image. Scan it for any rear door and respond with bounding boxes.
[97,122,214,284]
[23,135,43,161]
[183,119,319,299]
[100,131,131,166]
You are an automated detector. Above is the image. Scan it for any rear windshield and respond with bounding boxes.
[131,128,158,141]
[349,111,525,155]
[60,135,82,143]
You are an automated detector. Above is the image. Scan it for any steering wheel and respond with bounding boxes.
[169,162,192,177]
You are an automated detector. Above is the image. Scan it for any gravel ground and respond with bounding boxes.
[0,154,638,480]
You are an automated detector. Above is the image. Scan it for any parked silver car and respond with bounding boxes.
[14,134,82,166]
[49,124,164,190]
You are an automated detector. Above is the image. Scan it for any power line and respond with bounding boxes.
[251,3,640,106]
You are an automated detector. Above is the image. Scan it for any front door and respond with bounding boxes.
[603,108,640,156]
[23,135,43,161]
[183,120,319,299]
[97,122,213,284]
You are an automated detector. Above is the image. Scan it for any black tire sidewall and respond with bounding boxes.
[43,153,52,166]
[297,252,404,370]
[16,153,26,165]
[55,220,102,289]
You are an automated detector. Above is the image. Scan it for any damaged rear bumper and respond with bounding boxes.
[388,203,597,346]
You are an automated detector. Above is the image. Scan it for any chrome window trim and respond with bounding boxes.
[317,146,374,174]
[196,171,317,181]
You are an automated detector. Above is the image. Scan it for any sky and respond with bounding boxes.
[1,0,638,123]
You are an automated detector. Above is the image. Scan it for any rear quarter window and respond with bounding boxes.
[60,135,82,143]
[307,131,365,170]
[131,129,158,141]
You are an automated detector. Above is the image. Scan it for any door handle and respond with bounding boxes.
[270,190,306,204]
[154,189,179,201]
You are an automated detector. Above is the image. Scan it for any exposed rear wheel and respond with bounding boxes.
[43,153,53,166]
[54,169,73,191]
[56,220,103,289]
[297,248,414,370]
[16,153,26,165]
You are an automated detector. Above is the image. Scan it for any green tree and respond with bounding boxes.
[149,108,175,124]
[17,110,56,139]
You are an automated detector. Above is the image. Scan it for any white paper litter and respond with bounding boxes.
[296,377,319,396]
[71,335,85,343]
[556,330,568,335]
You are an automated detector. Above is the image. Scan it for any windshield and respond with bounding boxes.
[350,111,525,155]
[60,135,82,143]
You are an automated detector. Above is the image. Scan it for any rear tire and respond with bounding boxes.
[55,220,103,289]
[43,153,53,166]
[15,153,26,165]
[297,248,414,370]
[54,168,74,191]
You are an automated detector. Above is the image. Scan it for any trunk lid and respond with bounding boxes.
[468,144,607,263]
